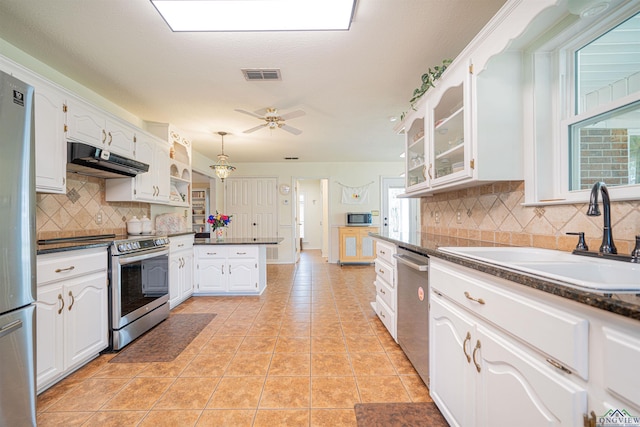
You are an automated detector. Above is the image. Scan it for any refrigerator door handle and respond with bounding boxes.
[0,319,22,339]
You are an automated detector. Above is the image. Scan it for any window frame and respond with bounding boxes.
[524,1,640,205]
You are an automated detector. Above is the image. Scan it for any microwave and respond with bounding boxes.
[346,212,372,226]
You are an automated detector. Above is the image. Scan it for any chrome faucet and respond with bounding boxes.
[586,181,617,254]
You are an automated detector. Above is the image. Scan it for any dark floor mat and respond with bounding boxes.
[354,402,449,427]
[109,313,216,363]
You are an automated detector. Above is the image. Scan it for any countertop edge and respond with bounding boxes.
[194,237,284,245]
[37,241,111,255]
[371,233,640,322]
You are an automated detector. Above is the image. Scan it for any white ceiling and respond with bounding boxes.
[0,0,508,163]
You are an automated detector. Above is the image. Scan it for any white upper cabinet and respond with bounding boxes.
[400,0,560,196]
[0,56,68,194]
[145,122,192,207]
[428,64,470,187]
[105,131,170,204]
[66,98,136,158]
[404,107,427,192]
[33,79,67,194]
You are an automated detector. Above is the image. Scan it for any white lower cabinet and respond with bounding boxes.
[194,245,266,295]
[168,234,194,309]
[372,238,397,340]
[430,258,588,426]
[35,248,108,393]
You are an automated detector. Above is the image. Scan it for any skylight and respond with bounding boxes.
[151,0,356,32]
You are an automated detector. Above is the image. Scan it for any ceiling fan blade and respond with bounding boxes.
[235,108,264,119]
[254,107,271,117]
[280,124,303,135]
[279,110,306,121]
[243,123,268,133]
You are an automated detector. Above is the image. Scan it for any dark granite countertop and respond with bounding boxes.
[194,237,284,246]
[36,232,194,255]
[371,231,640,322]
[37,240,111,255]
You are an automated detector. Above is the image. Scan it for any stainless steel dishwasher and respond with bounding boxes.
[394,247,430,387]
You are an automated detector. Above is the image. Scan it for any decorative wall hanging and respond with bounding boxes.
[337,181,374,204]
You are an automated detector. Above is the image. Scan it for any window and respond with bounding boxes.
[524,2,640,204]
[568,12,640,191]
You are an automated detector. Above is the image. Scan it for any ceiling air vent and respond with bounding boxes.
[242,69,282,81]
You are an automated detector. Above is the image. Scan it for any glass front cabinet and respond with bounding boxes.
[399,0,562,196]
[429,62,470,187]
[405,109,427,191]
[401,53,525,195]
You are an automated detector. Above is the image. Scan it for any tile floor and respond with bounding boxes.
[36,250,431,426]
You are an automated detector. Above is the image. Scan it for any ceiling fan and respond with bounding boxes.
[235,107,305,135]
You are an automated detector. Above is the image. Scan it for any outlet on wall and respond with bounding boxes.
[456,211,462,224]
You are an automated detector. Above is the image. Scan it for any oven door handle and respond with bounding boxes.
[393,254,429,271]
[116,247,169,264]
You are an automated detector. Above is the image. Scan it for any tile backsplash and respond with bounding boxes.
[36,173,150,239]
[421,181,640,254]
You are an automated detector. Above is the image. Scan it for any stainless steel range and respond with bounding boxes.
[109,235,170,350]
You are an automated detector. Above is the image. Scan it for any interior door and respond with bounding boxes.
[225,177,277,240]
[381,177,419,239]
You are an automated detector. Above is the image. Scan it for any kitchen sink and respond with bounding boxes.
[438,246,640,293]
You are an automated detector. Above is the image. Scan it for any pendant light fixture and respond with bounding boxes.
[210,131,236,182]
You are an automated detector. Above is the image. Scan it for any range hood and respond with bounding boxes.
[67,141,149,179]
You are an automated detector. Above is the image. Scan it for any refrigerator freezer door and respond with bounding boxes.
[0,70,36,313]
[0,306,36,426]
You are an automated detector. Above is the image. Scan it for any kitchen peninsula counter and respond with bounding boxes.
[192,238,282,295]
[370,231,640,321]
[194,237,283,245]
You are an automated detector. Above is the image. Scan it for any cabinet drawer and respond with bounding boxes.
[376,296,395,337]
[37,248,107,286]
[375,279,395,311]
[196,246,228,259]
[374,259,395,288]
[170,234,194,252]
[375,240,396,265]
[227,246,258,259]
[431,259,589,380]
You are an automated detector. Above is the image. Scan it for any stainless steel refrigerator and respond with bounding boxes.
[0,70,37,426]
